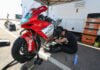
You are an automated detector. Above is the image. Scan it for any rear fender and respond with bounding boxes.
[20,32,36,52]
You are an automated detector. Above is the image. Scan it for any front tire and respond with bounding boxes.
[12,38,36,63]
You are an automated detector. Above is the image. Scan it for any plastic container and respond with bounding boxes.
[73,54,78,65]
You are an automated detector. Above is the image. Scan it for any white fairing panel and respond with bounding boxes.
[42,24,54,37]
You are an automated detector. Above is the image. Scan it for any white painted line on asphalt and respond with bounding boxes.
[39,48,51,60]
[78,42,100,50]
[48,57,71,70]
[39,48,71,70]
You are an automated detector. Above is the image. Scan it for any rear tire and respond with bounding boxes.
[12,38,40,63]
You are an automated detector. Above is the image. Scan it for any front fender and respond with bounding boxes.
[20,32,36,52]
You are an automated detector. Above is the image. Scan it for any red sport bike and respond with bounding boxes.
[11,5,62,64]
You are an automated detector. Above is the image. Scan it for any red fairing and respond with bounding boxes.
[20,32,38,52]
[30,20,51,39]
[21,15,38,28]
[31,6,48,15]
[21,16,51,39]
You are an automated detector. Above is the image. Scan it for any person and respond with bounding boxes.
[48,27,78,54]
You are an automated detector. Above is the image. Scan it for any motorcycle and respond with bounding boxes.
[11,5,62,64]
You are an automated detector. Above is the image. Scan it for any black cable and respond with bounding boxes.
[2,60,19,70]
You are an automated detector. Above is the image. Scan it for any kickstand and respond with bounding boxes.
[2,60,18,70]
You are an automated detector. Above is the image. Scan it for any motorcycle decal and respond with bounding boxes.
[25,36,33,52]
[46,35,54,41]
[41,24,54,37]
[28,39,33,51]
[20,32,37,52]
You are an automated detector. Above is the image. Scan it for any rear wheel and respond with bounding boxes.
[12,37,40,63]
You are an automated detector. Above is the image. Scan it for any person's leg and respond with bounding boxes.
[49,44,62,53]
[62,45,77,54]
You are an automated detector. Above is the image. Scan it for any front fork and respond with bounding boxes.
[30,30,43,65]
[20,29,43,65]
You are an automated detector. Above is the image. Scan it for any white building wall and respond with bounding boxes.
[0,0,22,19]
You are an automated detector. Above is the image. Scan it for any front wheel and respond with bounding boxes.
[11,38,36,63]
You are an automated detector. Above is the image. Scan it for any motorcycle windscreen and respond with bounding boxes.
[41,24,54,39]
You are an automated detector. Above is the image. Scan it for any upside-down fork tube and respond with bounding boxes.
[30,30,38,51]
[30,29,40,59]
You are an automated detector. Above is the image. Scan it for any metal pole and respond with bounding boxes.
[47,0,50,16]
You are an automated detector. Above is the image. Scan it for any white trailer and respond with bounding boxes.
[48,0,100,35]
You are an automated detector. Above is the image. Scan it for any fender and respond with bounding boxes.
[20,32,37,52]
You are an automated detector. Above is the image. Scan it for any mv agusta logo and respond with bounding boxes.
[29,40,33,51]
[38,23,42,27]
